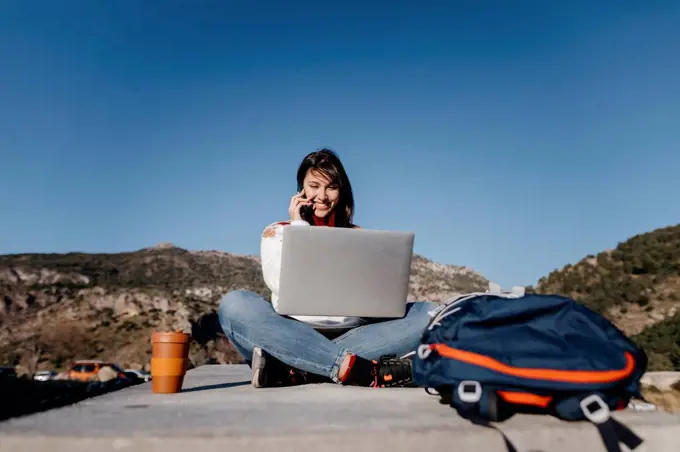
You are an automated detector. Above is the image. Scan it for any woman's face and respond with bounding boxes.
[302,169,340,218]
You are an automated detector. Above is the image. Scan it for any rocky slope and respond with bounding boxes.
[532,223,680,370]
[0,244,488,374]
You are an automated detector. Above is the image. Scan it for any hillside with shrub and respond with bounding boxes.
[632,312,680,371]
[533,223,680,370]
[0,244,488,375]
[3,224,678,373]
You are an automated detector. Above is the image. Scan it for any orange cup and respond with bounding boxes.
[150,331,191,393]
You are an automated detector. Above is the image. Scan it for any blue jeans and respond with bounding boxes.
[217,290,436,382]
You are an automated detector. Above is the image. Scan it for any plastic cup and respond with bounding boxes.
[150,331,191,393]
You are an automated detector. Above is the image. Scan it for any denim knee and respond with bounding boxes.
[218,290,258,331]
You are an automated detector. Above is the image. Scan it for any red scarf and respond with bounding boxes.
[311,210,336,227]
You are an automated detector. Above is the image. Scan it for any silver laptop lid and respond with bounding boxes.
[276,226,414,318]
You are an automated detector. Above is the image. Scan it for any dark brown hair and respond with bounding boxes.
[296,148,355,228]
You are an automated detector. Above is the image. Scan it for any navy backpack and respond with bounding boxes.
[413,284,648,452]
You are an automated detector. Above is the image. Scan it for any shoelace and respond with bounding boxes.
[370,356,412,388]
[286,368,309,385]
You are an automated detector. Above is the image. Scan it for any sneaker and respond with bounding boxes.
[372,355,414,388]
[337,353,414,387]
[251,346,310,388]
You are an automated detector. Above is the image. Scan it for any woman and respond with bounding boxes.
[218,149,436,388]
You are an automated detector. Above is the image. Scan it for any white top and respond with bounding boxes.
[260,219,363,329]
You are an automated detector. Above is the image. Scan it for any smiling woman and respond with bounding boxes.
[217,148,437,390]
[293,150,355,227]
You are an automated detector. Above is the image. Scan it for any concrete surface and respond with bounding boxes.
[1,365,679,452]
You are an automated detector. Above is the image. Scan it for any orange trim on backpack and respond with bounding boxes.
[430,344,636,384]
[497,391,552,408]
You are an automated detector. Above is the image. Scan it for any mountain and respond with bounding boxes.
[532,223,680,370]
[4,224,679,374]
[0,244,488,374]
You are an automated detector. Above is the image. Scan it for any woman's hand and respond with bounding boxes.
[288,190,313,222]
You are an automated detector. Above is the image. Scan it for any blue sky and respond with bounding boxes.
[1,0,679,288]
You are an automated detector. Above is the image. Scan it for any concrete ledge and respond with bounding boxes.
[1,365,679,452]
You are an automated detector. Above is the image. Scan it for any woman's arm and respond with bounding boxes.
[260,220,309,300]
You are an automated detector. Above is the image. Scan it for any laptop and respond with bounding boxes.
[275,226,415,318]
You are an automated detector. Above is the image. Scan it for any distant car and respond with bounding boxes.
[124,369,151,382]
[33,370,57,381]
[69,360,127,382]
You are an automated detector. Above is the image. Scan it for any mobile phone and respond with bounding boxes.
[299,191,314,223]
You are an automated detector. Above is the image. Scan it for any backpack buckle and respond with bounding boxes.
[580,394,610,424]
[417,344,432,359]
[458,381,482,404]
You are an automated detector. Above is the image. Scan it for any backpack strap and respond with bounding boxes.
[453,381,518,452]
[426,282,525,331]
[451,382,643,452]
[579,394,644,452]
